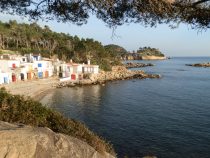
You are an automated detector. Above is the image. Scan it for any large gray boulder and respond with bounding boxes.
[0,121,115,158]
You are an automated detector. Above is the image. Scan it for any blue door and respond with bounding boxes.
[4,77,8,84]
[38,63,42,67]
[38,72,43,78]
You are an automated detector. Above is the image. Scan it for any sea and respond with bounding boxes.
[40,57,210,158]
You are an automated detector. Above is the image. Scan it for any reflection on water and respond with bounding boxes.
[41,85,103,118]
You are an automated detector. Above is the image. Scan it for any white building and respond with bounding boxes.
[0,60,21,72]
[25,53,42,63]
[0,59,21,83]
[0,52,55,83]
[82,64,99,74]
[33,60,54,78]
[15,56,27,63]
[58,62,99,81]
[72,64,83,74]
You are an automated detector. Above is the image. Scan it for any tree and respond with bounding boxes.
[0,0,210,29]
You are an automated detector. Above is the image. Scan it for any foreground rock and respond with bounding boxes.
[0,121,114,158]
[186,62,210,68]
[56,66,161,88]
[125,62,154,68]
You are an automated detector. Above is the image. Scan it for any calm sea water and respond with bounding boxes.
[41,57,210,158]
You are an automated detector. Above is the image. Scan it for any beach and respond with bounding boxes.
[0,77,58,100]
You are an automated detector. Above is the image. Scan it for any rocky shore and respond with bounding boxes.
[56,66,161,88]
[186,62,210,67]
[125,62,154,68]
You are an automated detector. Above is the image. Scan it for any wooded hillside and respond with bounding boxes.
[0,20,122,70]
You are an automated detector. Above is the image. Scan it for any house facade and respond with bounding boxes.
[58,62,99,81]
[0,59,21,82]
[82,64,99,74]
[0,51,99,84]
[0,53,54,84]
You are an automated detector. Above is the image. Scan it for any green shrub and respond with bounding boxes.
[0,88,115,156]
[99,59,112,71]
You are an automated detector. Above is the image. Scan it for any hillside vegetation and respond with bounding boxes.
[137,47,165,57]
[0,20,121,70]
[0,88,115,156]
[104,44,127,56]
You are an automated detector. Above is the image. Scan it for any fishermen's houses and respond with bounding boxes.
[0,51,99,84]
[58,60,99,81]
[0,52,54,84]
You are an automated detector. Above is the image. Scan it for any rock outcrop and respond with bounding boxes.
[186,62,210,68]
[89,66,161,82]
[125,62,154,68]
[0,121,115,158]
[56,66,161,88]
[141,55,166,60]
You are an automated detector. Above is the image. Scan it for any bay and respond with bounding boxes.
[41,57,210,158]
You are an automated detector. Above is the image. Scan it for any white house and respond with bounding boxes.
[33,60,54,78]
[20,66,28,81]
[82,64,99,74]
[56,63,82,80]
[25,53,42,63]
[57,60,99,81]
[0,59,21,83]
[0,60,21,72]
[19,62,36,80]
[56,63,70,78]
[72,64,83,74]
[15,56,27,63]
[0,53,56,83]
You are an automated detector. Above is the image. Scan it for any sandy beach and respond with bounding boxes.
[0,77,58,101]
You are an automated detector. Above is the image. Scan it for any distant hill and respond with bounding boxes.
[137,47,165,57]
[104,44,128,56]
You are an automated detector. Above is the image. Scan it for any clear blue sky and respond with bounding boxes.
[1,13,210,57]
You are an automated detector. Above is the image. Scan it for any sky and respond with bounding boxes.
[0,13,210,57]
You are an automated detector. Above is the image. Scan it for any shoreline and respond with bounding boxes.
[56,66,161,88]
[1,66,161,100]
[32,87,56,101]
[186,62,210,68]
[125,62,155,68]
